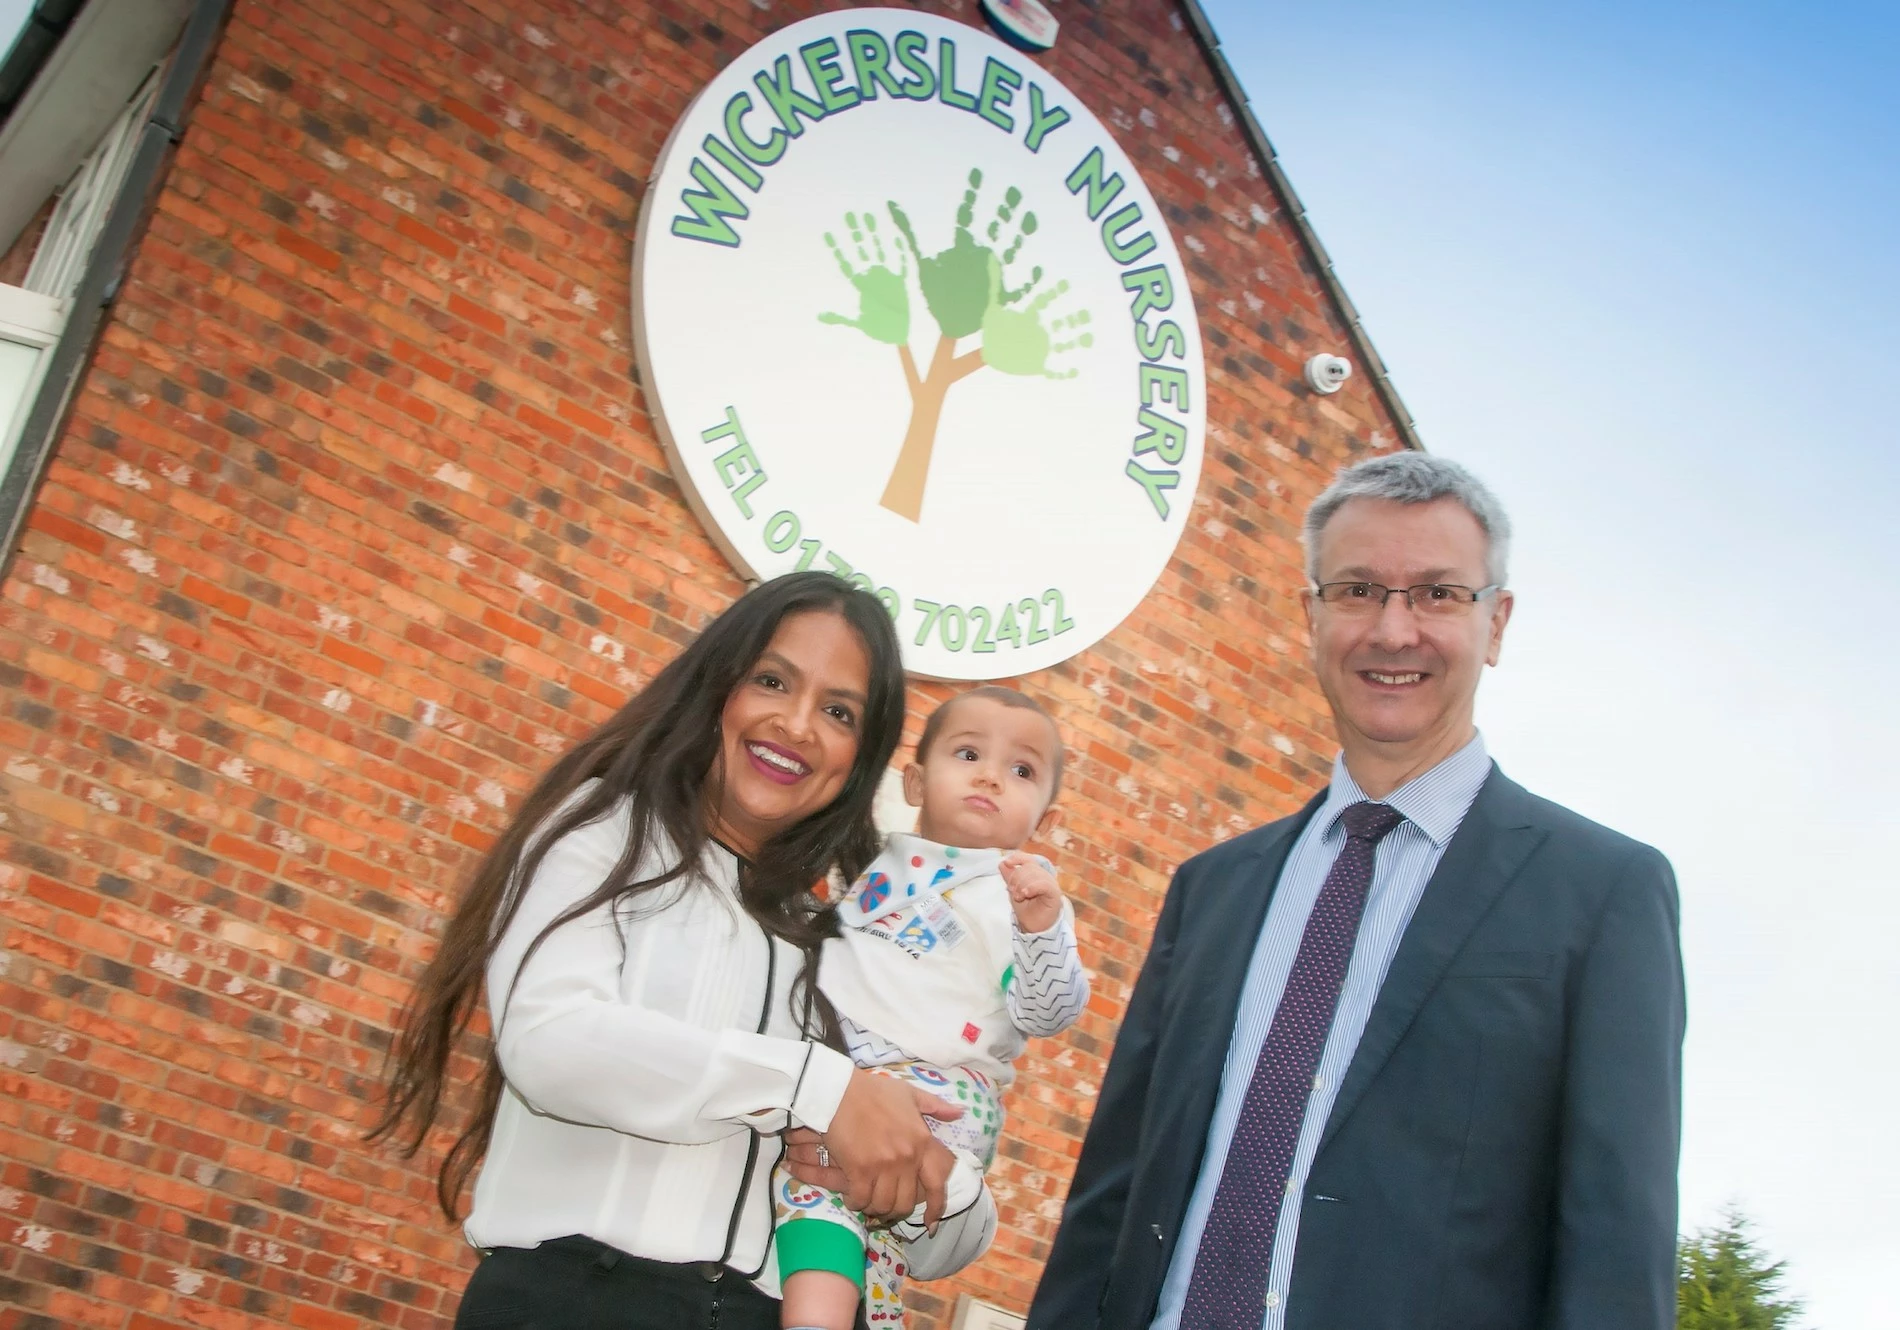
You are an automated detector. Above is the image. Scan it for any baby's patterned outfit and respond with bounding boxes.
[768,834,1089,1323]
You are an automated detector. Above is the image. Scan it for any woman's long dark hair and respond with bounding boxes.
[368,572,907,1218]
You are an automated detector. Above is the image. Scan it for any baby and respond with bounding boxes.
[773,686,1090,1329]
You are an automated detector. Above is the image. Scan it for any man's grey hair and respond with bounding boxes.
[1302,452,1512,586]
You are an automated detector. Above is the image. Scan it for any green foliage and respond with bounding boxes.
[1678,1207,1806,1330]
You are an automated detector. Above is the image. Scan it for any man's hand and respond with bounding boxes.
[795,1074,962,1223]
[1000,852,1063,933]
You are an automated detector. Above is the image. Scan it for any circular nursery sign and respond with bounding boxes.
[633,9,1204,679]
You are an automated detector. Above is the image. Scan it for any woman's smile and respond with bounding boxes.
[745,739,813,783]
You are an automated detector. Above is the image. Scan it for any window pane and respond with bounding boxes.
[0,336,49,478]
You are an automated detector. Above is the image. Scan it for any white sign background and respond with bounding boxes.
[633,10,1204,678]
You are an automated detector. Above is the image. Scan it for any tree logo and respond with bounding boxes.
[633,9,1204,679]
[819,172,1092,520]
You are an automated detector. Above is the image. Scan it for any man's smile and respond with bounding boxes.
[1359,669,1428,687]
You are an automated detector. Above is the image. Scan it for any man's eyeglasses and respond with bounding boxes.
[1310,582,1502,617]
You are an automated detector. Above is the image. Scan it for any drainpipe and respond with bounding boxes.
[0,0,233,575]
[1175,0,1425,452]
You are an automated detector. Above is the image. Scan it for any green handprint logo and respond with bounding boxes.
[819,168,1091,521]
[817,212,908,346]
[981,257,1092,380]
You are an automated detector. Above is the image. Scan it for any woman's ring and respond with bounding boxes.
[816,1144,831,1168]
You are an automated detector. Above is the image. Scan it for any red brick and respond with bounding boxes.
[515,402,571,444]
[555,397,613,437]
[0,4,1407,1327]
[396,214,460,261]
[569,669,626,711]
[479,606,539,647]
[449,820,493,851]
[179,573,250,620]
[441,98,500,138]
[320,635,387,678]
[207,833,282,874]
[392,339,455,384]
[447,292,505,336]
[290,1302,361,1330]
[1213,639,1257,674]
[28,874,102,919]
[275,226,343,274]
[25,507,109,556]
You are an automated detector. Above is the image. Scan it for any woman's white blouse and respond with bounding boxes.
[463,782,855,1273]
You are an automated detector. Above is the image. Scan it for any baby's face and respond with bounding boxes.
[908,697,1060,851]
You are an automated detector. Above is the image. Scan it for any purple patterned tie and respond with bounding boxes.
[1182,801,1406,1328]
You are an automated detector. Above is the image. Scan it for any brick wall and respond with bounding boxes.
[0,1,1402,1326]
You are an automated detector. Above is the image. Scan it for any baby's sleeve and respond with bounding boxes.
[1005,908,1090,1038]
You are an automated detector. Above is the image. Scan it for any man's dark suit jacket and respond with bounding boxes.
[1028,766,1685,1330]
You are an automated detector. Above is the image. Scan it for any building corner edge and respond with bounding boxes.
[1174,0,1425,452]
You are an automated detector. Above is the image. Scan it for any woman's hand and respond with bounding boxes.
[798,1071,961,1223]
[782,1127,845,1190]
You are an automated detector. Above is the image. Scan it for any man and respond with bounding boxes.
[1029,453,1685,1330]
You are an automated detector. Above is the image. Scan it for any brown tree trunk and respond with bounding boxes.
[880,336,984,522]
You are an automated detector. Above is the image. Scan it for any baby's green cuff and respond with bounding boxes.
[776,1218,865,1287]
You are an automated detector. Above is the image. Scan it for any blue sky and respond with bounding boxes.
[1199,1,1899,1324]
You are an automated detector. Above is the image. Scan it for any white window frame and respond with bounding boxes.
[0,67,159,480]
[24,68,161,300]
[0,279,68,484]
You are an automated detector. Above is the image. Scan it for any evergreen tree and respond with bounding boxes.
[1678,1206,1806,1330]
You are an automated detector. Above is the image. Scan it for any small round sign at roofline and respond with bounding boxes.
[981,0,1059,52]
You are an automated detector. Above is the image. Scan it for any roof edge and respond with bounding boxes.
[0,1,87,126]
[1174,0,1424,452]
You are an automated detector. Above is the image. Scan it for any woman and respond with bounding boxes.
[372,572,957,1329]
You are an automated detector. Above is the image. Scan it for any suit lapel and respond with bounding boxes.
[1172,792,1326,1157]
[1316,767,1547,1155]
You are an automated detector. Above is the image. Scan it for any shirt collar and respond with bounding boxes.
[1319,732,1492,848]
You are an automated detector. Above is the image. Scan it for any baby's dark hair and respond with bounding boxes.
[915,686,1065,802]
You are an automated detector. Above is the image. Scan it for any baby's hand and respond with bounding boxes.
[999,852,1063,934]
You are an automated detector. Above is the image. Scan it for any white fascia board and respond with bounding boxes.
[0,284,67,344]
[0,0,192,253]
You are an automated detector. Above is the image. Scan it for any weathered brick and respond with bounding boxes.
[0,2,1405,1326]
